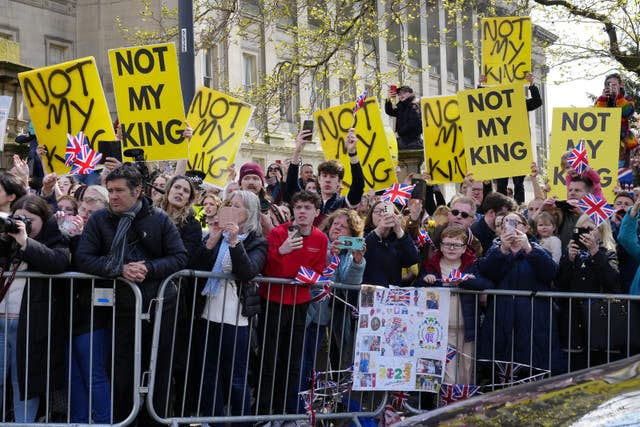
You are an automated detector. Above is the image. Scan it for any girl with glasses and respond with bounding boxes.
[417,226,491,384]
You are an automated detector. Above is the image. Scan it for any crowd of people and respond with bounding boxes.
[0,71,638,424]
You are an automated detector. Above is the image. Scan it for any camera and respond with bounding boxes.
[0,214,32,235]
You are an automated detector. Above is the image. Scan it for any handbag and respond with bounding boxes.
[579,298,640,351]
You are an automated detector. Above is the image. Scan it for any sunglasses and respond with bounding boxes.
[267,167,280,172]
[450,209,471,219]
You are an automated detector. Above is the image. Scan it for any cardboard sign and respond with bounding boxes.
[186,87,254,187]
[315,98,397,193]
[421,96,467,184]
[353,286,451,392]
[18,57,115,174]
[481,16,531,85]
[108,42,187,161]
[548,108,621,202]
[457,85,532,181]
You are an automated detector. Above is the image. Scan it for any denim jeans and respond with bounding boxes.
[69,328,111,423]
[0,318,39,422]
[199,319,251,427]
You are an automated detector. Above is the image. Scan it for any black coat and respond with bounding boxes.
[74,197,188,308]
[190,231,267,318]
[384,96,422,142]
[0,217,70,399]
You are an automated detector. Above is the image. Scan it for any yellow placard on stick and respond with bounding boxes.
[482,16,531,85]
[457,85,532,181]
[548,108,621,202]
[108,42,187,161]
[186,87,254,188]
[315,98,396,193]
[18,57,115,175]
[421,95,466,184]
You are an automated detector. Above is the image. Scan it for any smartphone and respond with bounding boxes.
[288,224,300,239]
[302,120,314,142]
[554,200,572,211]
[572,227,590,251]
[503,222,515,235]
[390,84,397,95]
[336,236,365,251]
[411,178,426,201]
[97,140,123,163]
[218,206,247,225]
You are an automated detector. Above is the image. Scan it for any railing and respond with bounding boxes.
[2,270,639,425]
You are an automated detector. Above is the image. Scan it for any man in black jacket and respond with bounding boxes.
[75,165,188,425]
[384,85,423,150]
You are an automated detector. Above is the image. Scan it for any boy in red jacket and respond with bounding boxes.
[258,190,328,415]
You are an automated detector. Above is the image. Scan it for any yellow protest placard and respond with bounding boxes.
[548,108,620,202]
[482,16,531,85]
[186,87,254,187]
[315,98,396,193]
[18,57,115,175]
[108,42,186,161]
[457,85,532,181]
[421,95,466,184]
[385,127,398,168]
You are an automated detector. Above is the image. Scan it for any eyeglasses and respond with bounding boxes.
[267,167,280,172]
[372,209,386,215]
[440,242,466,249]
[504,219,526,227]
[450,209,471,219]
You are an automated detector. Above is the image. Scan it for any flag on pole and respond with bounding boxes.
[381,183,414,206]
[577,194,614,226]
[567,140,589,174]
[353,88,368,116]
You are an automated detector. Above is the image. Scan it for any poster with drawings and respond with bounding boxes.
[353,285,450,392]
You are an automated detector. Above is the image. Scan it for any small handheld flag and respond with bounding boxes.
[567,140,589,174]
[381,183,414,206]
[577,194,614,227]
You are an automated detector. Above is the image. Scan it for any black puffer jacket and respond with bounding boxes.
[0,217,70,400]
[190,231,267,318]
[74,197,188,309]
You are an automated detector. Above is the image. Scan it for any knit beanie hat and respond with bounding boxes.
[238,162,265,184]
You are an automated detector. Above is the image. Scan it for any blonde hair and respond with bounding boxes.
[576,214,616,252]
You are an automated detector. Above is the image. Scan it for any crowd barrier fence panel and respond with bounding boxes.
[0,272,142,427]
[146,270,387,427]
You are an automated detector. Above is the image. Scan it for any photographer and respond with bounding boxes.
[0,195,70,422]
[595,73,637,167]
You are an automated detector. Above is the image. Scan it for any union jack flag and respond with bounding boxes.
[322,254,341,278]
[415,228,435,249]
[577,194,614,227]
[65,132,85,167]
[391,391,409,411]
[310,283,333,303]
[69,143,102,175]
[295,267,330,284]
[497,361,522,384]
[446,345,457,365]
[353,88,368,116]
[619,167,633,184]
[385,288,412,306]
[442,269,470,285]
[439,383,479,407]
[381,183,414,206]
[567,140,589,174]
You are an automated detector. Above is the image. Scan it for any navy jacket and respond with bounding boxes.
[362,230,419,287]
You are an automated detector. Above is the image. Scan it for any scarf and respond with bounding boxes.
[104,200,142,277]
[201,231,249,296]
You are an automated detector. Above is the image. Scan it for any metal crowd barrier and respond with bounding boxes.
[147,270,387,427]
[0,272,142,426]
[2,270,639,425]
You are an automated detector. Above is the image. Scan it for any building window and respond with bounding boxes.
[46,38,72,65]
[242,53,258,90]
[203,46,219,88]
[279,77,299,123]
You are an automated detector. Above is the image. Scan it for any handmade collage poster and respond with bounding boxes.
[353,286,450,392]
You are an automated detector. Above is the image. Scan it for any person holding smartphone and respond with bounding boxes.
[384,85,423,150]
[478,212,565,376]
[556,214,619,369]
[595,73,637,167]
